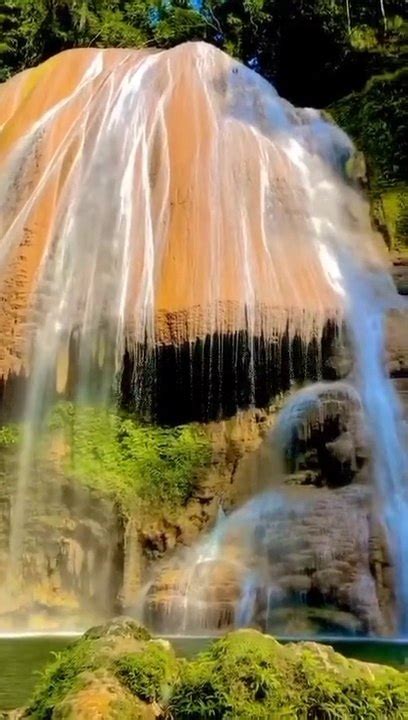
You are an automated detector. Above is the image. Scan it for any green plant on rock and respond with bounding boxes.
[46,401,212,512]
[169,630,408,720]
[28,620,179,720]
[114,642,178,704]
[29,623,408,720]
[290,643,408,719]
[169,659,232,720]
[170,632,295,719]
[28,638,100,719]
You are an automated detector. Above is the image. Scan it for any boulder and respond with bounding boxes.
[22,620,408,719]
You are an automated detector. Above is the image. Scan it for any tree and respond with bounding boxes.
[1,0,406,106]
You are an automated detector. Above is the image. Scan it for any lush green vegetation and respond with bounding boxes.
[28,619,408,719]
[330,67,408,250]
[170,631,408,719]
[0,403,212,512]
[45,402,212,511]
[0,1,406,105]
[28,619,179,718]
[114,644,178,703]
[28,636,100,718]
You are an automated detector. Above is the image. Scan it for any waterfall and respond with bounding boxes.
[319,245,408,629]
[0,41,406,631]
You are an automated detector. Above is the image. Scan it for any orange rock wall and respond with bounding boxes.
[0,43,385,379]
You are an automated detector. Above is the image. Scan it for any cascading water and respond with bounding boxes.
[0,41,406,632]
[320,247,408,629]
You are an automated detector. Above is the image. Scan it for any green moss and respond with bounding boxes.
[29,622,408,720]
[0,402,212,513]
[83,618,152,643]
[329,67,408,251]
[170,630,408,720]
[45,402,212,512]
[28,620,178,720]
[169,659,232,720]
[114,641,178,703]
[51,672,147,720]
[289,642,408,719]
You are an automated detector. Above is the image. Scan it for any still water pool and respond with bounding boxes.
[1,635,408,711]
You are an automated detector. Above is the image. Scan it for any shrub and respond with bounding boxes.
[0,423,20,446]
[169,659,232,720]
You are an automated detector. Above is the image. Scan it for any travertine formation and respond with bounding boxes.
[0,43,386,390]
[0,42,405,635]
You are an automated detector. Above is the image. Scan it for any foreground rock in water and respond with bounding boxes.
[20,618,408,719]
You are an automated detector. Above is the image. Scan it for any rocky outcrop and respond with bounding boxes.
[142,379,400,636]
[0,44,406,636]
[17,618,408,719]
[121,407,278,614]
[144,485,395,637]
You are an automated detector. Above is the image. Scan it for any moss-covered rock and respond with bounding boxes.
[170,629,408,719]
[51,672,154,720]
[0,403,212,517]
[83,617,151,643]
[329,67,408,252]
[45,402,212,513]
[27,619,178,719]
[26,620,408,719]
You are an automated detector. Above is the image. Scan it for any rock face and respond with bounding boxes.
[0,407,276,629]
[0,42,389,424]
[18,618,408,719]
[0,461,122,630]
[143,383,399,636]
[144,486,395,637]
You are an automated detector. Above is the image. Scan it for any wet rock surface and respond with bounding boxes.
[143,381,400,637]
[144,484,395,637]
[0,250,406,634]
[0,467,122,631]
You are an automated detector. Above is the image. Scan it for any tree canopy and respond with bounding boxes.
[0,1,406,104]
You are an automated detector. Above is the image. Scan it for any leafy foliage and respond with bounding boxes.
[169,630,408,719]
[330,67,408,248]
[0,1,208,82]
[0,1,406,104]
[46,402,212,511]
[28,637,99,718]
